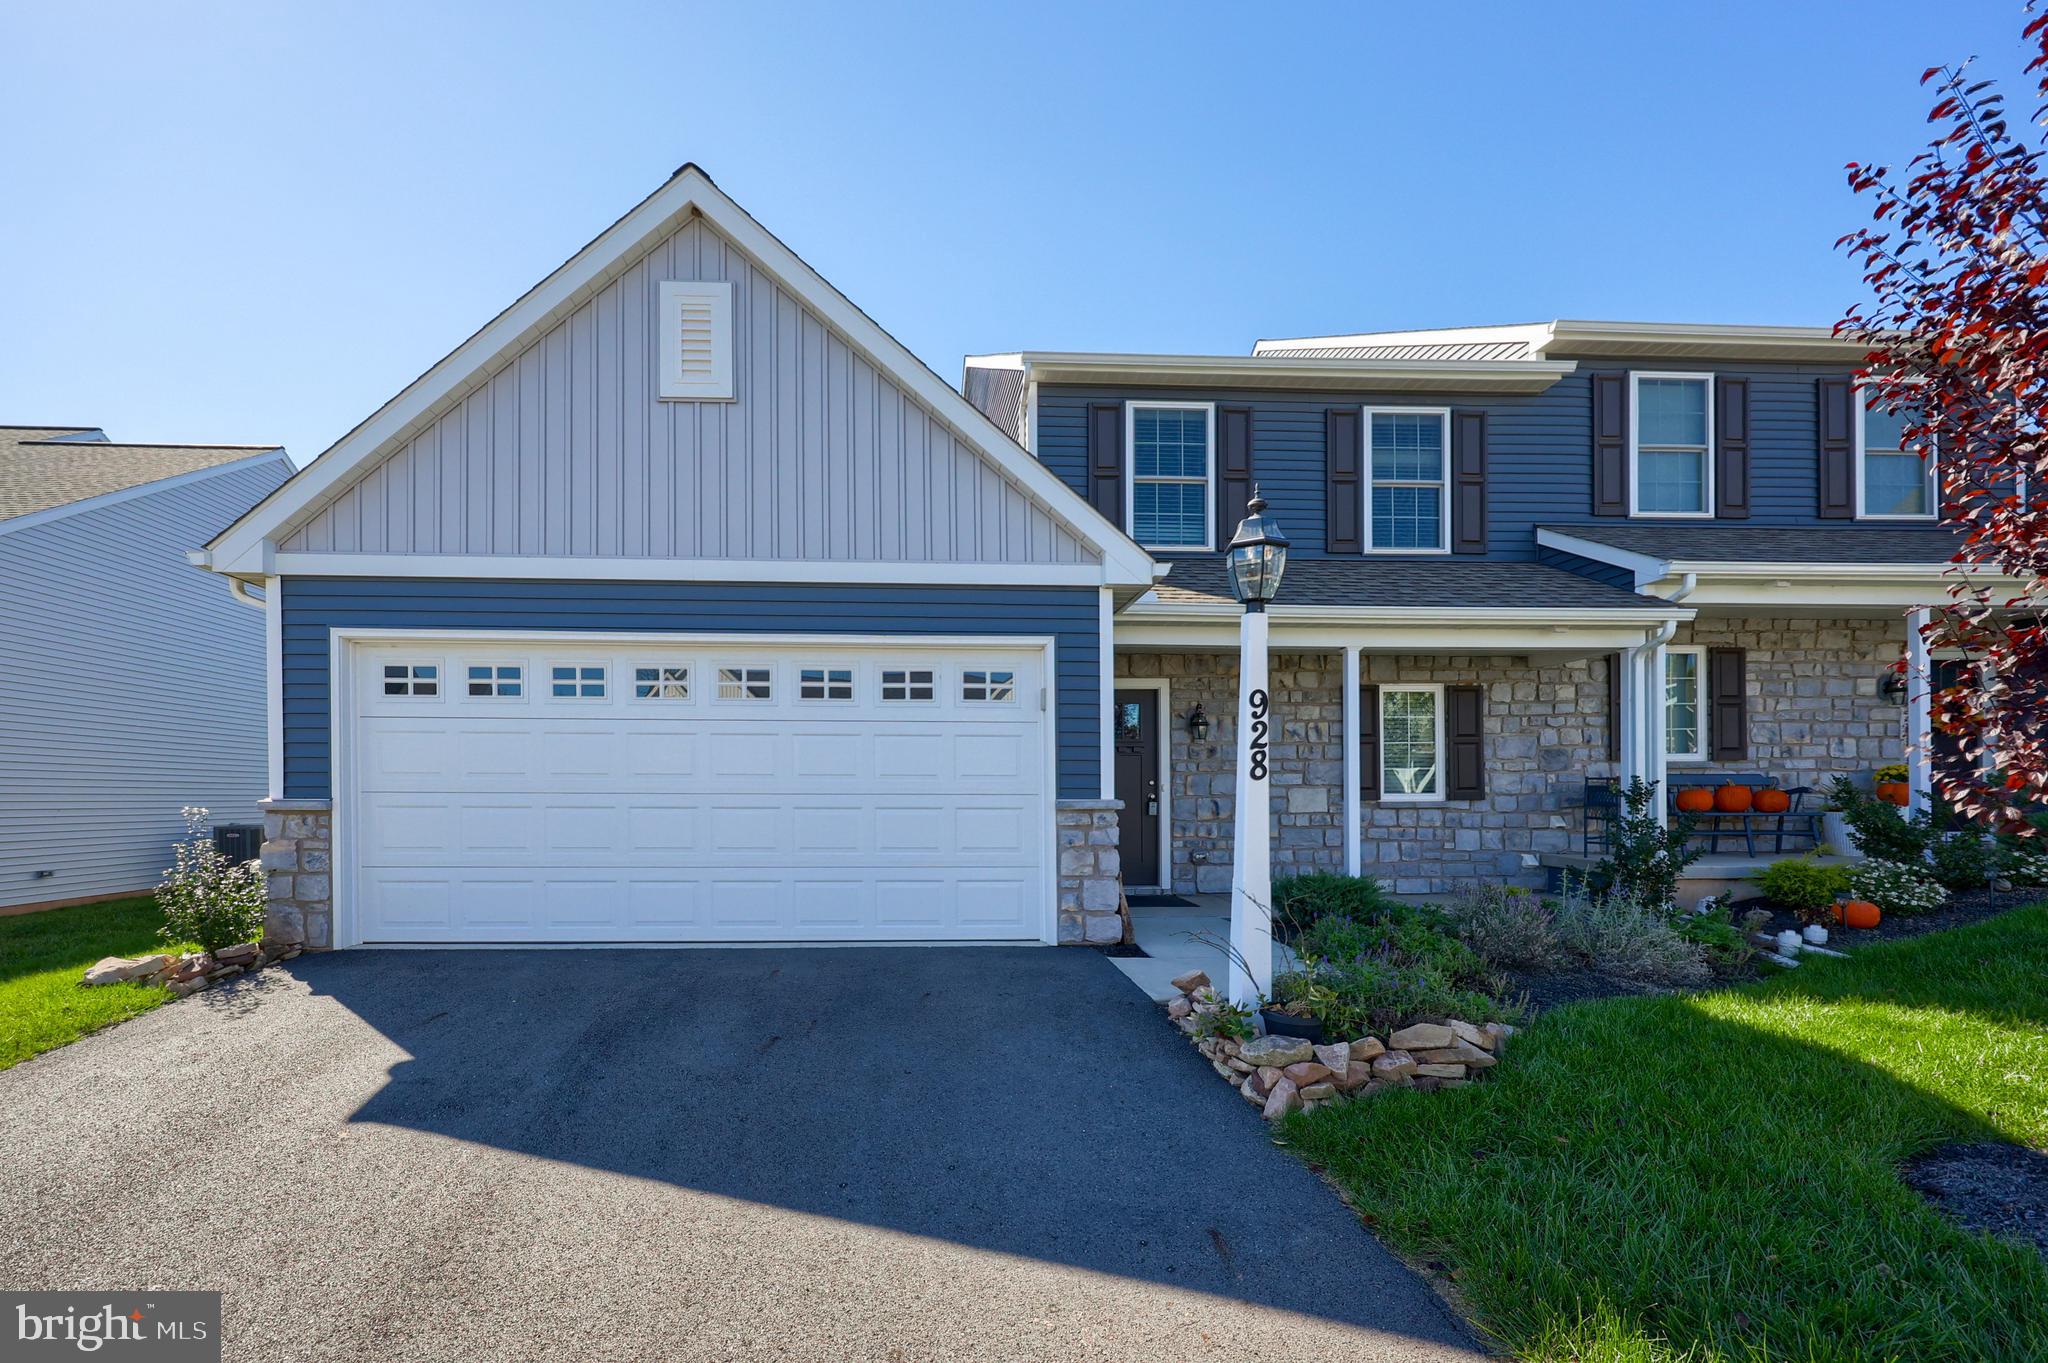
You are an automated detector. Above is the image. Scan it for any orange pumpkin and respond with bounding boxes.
[1833,899,1882,930]
[1753,788,1791,814]
[1876,781,1910,806]
[1714,783,1754,813]
[1675,787,1715,813]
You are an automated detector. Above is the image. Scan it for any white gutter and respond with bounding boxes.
[227,578,266,610]
[967,350,1578,395]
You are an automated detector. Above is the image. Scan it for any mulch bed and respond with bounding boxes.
[1739,885,2041,948]
[1499,968,1665,1016]
[1902,1141,2048,1261]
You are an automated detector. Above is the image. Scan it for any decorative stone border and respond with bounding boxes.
[1164,970,1513,1119]
[82,939,302,997]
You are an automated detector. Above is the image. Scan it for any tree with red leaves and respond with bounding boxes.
[1838,10,2048,828]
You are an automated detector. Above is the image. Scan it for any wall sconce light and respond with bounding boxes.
[1881,661,1908,705]
[1185,704,1210,741]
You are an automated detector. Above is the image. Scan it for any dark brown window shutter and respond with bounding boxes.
[1326,408,1362,554]
[1087,402,1124,526]
[1450,410,1488,554]
[1446,684,1486,800]
[1605,652,1624,761]
[1592,373,1629,516]
[1716,377,1751,519]
[1817,377,1856,519]
[1708,647,1748,761]
[1216,405,1253,547]
[1358,683,1381,801]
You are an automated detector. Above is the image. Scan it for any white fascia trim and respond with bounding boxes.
[209,169,1156,586]
[1119,600,1691,630]
[0,450,289,541]
[976,350,1577,394]
[267,553,1113,586]
[1543,319,1865,360]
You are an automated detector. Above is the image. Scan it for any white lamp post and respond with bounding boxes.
[1224,491,1289,1007]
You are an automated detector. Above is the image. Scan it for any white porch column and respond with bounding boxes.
[1098,587,1116,800]
[1617,645,1642,788]
[1228,608,1273,1007]
[1907,606,1934,816]
[1342,642,1361,877]
[1645,640,1671,824]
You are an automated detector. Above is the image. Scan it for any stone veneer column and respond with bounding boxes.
[260,797,333,949]
[1056,798,1126,946]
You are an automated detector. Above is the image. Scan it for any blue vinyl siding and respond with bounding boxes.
[1036,361,1898,563]
[280,578,1100,800]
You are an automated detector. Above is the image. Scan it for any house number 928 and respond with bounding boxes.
[1247,688,1270,782]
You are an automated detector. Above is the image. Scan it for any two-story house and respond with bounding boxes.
[966,322,1962,898]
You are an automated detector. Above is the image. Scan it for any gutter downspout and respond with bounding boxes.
[1627,573,1696,817]
[228,578,266,610]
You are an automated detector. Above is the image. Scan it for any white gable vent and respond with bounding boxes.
[658,280,736,400]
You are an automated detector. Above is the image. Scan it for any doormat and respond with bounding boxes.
[1091,942,1149,958]
[1126,893,1198,908]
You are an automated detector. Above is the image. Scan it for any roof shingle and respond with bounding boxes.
[1539,523,1963,565]
[1147,555,1664,611]
[0,426,280,522]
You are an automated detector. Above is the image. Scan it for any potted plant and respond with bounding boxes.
[1261,969,1331,1041]
[1874,762,1910,806]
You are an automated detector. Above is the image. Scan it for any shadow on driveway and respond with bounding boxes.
[315,944,1482,1354]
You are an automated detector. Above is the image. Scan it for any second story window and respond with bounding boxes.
[1366,409,1450,552]
[1630,373,1712,516]
[1858,398,1933,519]
[1127,402,1214,549]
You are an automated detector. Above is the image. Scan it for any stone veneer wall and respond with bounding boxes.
[1118,652,1617,895]
[260,798,332,949]
[1056,798,1126,945]
[1673,615,1906,783]
[1121,619,1908,897]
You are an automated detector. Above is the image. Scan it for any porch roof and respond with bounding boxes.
[1538,523,1962,566]
[1144,556,1669,611]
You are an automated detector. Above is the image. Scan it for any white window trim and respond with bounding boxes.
[1378,682,1446,804]
[1664,645,1707,762]
[1124,400,1217,551]
[1628,371,1716,519]
[630,662,693,702]
[657,280,736,401]
[1361,405,1453,554]
[1854,386,1938,522]
[547,661,609,700]
[465,661,528,701]
[715,663,775,703]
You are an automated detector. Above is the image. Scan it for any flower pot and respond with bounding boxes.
[1774,929,1803,956]
[1821,811,1854,854]
[1714,784,1754,813]
[1259,1008,1324,1043]
[1802,924,1829,946]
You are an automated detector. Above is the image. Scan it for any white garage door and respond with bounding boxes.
[342,639,1051,944]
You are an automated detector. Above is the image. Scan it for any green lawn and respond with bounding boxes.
[0,897,192,1071]
[1286,906,2048,1363]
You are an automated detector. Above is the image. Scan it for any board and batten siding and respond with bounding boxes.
[0,459,291,907]
[1036,362,1900,562]
[281,216,1094,568]
[279,578,1103,801]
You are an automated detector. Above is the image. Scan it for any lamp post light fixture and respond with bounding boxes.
[1224,491,1289,1007]
[1184,704,1210,742]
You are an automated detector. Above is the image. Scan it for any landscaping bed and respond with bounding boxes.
[1285,905,2048,1363]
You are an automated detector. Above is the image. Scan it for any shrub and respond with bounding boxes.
[156,806,265,953]
[1676,904,1756,975]
[1998,837,2048,886]
[1269,872,1406,936]
[1590,777,1703,909]
[1827,778,1935,863]
[1928,828,2000,891]
[1441,883,1563,970]
[1275,958,1511,1038]
[1849,859,1948,916]
[1551,887,1714,987]
[1753,857,1853,914]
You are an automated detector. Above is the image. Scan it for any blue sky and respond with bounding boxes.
[0,1,2027,464]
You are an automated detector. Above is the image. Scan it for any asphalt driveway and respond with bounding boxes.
[0,947,1486,1361]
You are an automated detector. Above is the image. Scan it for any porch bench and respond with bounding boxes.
[1666,773,1824,857]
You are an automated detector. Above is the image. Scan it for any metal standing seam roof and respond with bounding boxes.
[1539,523,1965,566]
[1144,555,1669,611]
[0,426,282,522]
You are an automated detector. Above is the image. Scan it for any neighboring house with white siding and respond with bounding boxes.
[0,427,293,909]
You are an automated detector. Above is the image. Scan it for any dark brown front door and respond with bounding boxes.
[1114,689,1162,887]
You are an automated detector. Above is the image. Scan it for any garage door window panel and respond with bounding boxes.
[383,663,441,698]
[881,668,935,702]
[718,666,773,701]
[633,665,691,701]
[550,665,607,699]
[798,667,854,702]
[962,669,1016,703]
[467,664,524,699]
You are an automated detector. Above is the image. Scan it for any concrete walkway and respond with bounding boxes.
[1113,893,1300,1000]
[0,947,1486,1362]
